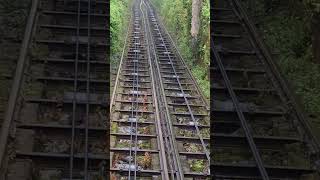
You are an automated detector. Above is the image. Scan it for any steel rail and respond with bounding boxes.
[128,5,142,179]
[0,0,109,178]
[128,13,137,179]
[142,1,179,179]
[109,3,134,175]
[143,2,184,180]
[133,7,141,179]
[231,0,320,154]
[128,7,137,177]
[110,9,133,112]
[0,0,39,166]
[127,7,137,177]
[212,0,319,176]
[211,36,270,179]
[70,0,82,178]
[110,1,166,178]
[84,0,91,178]
[143,4,179,178]
[145,0,210,163]
[154,19,210,172]
[147,0,209,109]
[140,1,169,179]
[111,1,167,178]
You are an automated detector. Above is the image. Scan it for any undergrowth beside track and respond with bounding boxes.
[241,0,320,137]
[110,0,132,68]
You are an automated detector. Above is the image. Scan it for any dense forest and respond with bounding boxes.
[110,0,131,69]
[150,0,210,98]
[242,0,320,136]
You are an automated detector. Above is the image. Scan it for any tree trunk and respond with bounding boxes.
[312,13,320,64]
[191,0,202,64]
[191,0,202,39]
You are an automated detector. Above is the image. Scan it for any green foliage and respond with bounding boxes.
[245,0,320,135]
[110,0,131,67]
[188,159,206,172]
[151,0,210,99]
[111,122,118,133]
[304,0,320,13]
[0,0,30,40]
[192,66,210,98]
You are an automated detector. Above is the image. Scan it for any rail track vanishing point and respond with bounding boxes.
[110,0,210,179]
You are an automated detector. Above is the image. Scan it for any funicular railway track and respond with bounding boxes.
[111,0,210,179]
[0,0,109,179]
[110,1,168,179]
[212,0,320,179]
[144,0,211,179]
